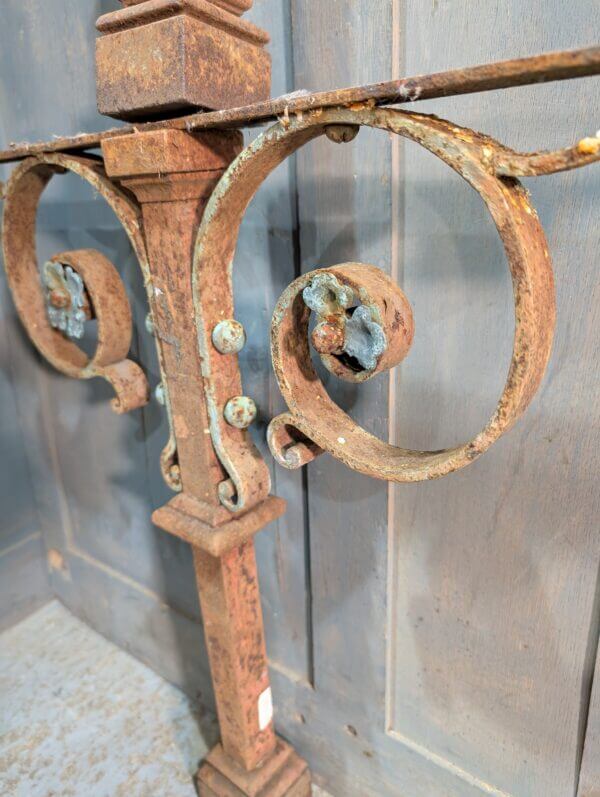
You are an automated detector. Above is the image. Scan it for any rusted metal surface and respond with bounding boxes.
[1,16,599,796]
[267,109,556,481]
[102,127,271,515]
[96,0,271,120]
[193,541,277,771]
[194,104,597,483]
[192,151,274,515]
[301,264,414,383]
[99,0,269,43]
[1,155,149,414]
[324,124,360,144]
[152,492,286,558]
[212,319,246,354]
[198,737,311,796]
[492,131,600,176]
[267,413,324,472]
[1,151,184,478]
[98,128,290,789]
[2,45,600,163]
[224,396,258,429]
[101,127,244,175]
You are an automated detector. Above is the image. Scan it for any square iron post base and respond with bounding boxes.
[197,738,311,797]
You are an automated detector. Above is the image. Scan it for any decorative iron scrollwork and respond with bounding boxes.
[2,154,149,413]
[0,25,597,797]
[1,153,180,489]
[2,110,599,494]
[194,105,599,484]
[44,258,89,340]
[300,265,414,382]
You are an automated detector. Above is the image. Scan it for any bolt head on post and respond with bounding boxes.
[224,396,257,429]
[212,319,246,354]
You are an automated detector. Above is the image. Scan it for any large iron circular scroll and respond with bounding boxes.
[2,154,151,413]
[2,154,187,491]
[195,107,555,483]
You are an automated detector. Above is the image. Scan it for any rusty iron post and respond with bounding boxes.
[100,127,310,794]
[94,3,310,794]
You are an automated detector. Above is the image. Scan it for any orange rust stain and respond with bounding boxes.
[348,98,376,112]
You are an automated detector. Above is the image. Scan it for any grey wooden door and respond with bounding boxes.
[287,3,600,795]
[0,2,598,796]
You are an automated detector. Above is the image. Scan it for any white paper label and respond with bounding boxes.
[258,687,273,731]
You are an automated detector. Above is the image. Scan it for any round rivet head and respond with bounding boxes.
[224,396,257,429]
[212,319,246,354]
[49,288,71,309]
[311,320,345,355]
[325,124,360,144]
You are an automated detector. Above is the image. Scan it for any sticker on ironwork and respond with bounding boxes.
[258,687,273,731]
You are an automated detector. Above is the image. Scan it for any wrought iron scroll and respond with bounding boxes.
[1,78,599,494]
[1,153,181,490]
[193,107,599,484]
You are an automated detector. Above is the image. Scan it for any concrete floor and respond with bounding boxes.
[0,601,329,797]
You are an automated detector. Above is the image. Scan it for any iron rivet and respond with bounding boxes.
[311,320,345,355]
[325,124,360,144]
[212,319,246,354]
[224,396,257,429]
[49,288,71,309]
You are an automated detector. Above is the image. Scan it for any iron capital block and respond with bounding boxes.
[96,0,271,121]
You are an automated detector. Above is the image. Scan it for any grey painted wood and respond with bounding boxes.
[0,533,49,633]
[580,640,600,796]
[0,217,50,629]
[0,286,41,551]
[389,3,600,796]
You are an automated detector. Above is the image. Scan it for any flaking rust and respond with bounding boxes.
[2,156,150,414]
[0,11,598,797]
[191,103,597,482]
[267,109,557,481]
[0,7,305,792]
[301,266,414,383]
[95,0,271,120]
[1,45,600,163]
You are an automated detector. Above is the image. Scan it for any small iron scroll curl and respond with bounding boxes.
[193,105,600,487]
[1,153,181,491]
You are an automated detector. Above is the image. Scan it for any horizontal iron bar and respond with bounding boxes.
[0,45,599,164]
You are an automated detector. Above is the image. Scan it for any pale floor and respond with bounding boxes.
[0,601,329,797]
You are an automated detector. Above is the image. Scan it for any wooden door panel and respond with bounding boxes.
[579,641,600,796]
[389,2,600,795]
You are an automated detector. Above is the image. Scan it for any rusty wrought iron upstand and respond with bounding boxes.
[0,2,599,795]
